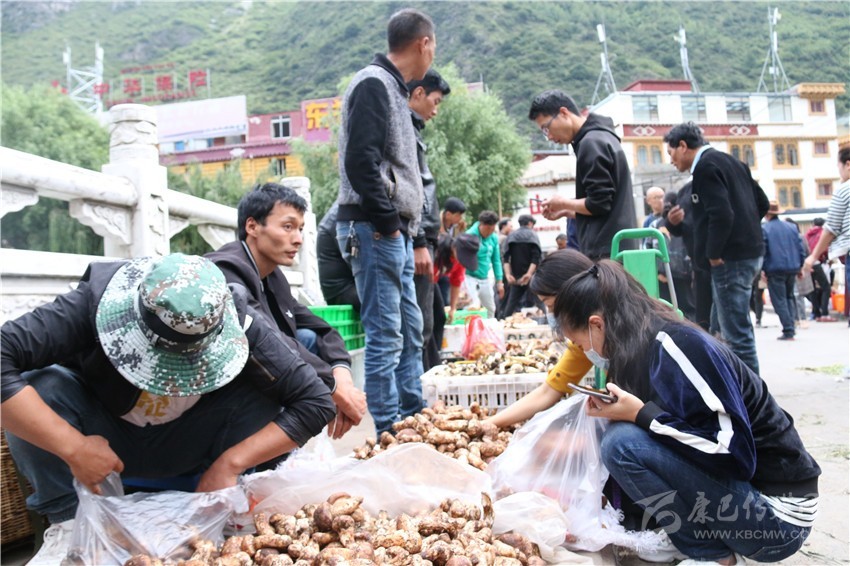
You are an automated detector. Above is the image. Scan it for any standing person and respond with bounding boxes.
[464,210,504,318]
[1,254,337,556]
[434,233,480,325]
[642,186,666,249]
[207,185,366,440]
[804,147,850,325]
[652,192,695,321]
[316,201,360,312]
[335,8,436,435]
[437,196,467,305]
[804,218,835,321]
[664,122,769,374]
[409,69,451,372]
[761,202,805,341]
[440,196,467,237]
[554,261,820,564]
[555,233,568,251]
[785,218,813,330]
[751,272,767,328]
[529,90,637,260]
[664,181,714,332]
[501,214,543,318]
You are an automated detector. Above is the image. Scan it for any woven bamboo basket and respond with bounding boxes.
[1,430,34,545]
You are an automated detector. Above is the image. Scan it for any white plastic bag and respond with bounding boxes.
[487,395,664,553]
[66,472,247,565]
[245,443,492,518]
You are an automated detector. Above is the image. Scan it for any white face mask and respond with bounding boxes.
[546,313,564,340]
[586,327,609,371]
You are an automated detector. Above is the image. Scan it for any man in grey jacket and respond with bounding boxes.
[336,8,436,435]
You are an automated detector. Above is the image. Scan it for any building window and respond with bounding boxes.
[813,141,829,156]
[635,143,664,166]
[776,182,802,209]
[273,158,286,177]
[632,95,659,122]
[726,96,751,121]
[774,141,800,167]
[730,143,756,167]
[816,180,834,198]
[681,95,707,122]
[767,95,792,122]
[271,116,291,139]
[809,100,826,114]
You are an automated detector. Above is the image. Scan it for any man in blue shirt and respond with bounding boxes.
[762,201,805,340]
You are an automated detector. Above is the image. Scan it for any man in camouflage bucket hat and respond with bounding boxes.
[1,253,336,531]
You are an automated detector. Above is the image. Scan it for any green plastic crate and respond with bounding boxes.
[344,333,366,351]
[308,304,357,322]
[448,309,488,325]
[329,320,363,338]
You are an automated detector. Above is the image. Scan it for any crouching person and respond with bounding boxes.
[0,254,336,555]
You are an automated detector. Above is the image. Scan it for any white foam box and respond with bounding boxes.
[502,324,553,342]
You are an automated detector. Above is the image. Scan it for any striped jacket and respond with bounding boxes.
[824,180,850,259]
[635,323,820,499]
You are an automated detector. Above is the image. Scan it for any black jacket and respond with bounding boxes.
[691,148,770,270]
[317,203,357,303]
[572,113,637,259]
[206,241,351,375]
[503,226,542,277]
[0,261,336,446]
[412,111,440,249]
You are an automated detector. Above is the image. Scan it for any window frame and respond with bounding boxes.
[729,140,757,168]
[808,100,826,115]
[270,115,292,140]
[815,179,835,199]
[775,180,803,209]
[767,95,793,122]
[681,95,707,122]
[773,141,801,168]
[812,140,830,157]
[632,95,659,122]
[725,95,751,121]
[633,142,666,167]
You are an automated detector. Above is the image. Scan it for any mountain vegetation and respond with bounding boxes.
[2,0,848,147]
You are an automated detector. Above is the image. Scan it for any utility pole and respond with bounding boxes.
[676,26,700,93]
[591,24,617,106]
[757,7,791,93]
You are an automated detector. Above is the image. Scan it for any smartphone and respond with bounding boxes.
[568,382,617,403]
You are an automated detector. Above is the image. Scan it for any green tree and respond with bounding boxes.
[290,137,338,220]
[1,84,109,253]
[424,65,531,219]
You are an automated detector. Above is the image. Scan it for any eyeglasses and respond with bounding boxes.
[541,115,557,139]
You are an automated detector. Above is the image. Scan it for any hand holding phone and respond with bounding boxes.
[568,382,617,403]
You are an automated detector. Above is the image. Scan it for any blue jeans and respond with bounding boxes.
[601,422,811,562]
[5,365,280,523]
[296,327,319,355]
[337,221,424,434]
[767,272,797,337]
[711,257,762,374]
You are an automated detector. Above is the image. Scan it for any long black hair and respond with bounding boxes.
[434,234,455,275]
[553,260,686,397]
[528,249,594,298]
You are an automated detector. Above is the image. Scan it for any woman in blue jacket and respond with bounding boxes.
[552,260,820,565]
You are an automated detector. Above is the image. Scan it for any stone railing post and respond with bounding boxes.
[280,176,322,304]
[99,104,169,257]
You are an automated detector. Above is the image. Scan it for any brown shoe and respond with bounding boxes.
[817,316,838,322]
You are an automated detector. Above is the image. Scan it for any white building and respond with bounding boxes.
[590,79,846,222]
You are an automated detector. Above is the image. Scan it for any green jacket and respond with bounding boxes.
[465,222,503,280]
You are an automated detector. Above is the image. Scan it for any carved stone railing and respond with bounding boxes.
[0,103,320,322]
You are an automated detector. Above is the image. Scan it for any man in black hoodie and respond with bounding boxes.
[529,90,637,260]
[500,214,543,318]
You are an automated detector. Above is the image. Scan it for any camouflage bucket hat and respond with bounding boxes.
[95,253,249,397]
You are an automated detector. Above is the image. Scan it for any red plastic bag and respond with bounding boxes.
[461,315,505,360]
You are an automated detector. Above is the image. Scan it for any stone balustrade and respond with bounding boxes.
[0,103,321,323]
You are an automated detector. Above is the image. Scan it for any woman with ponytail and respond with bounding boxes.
[553,260,821,565]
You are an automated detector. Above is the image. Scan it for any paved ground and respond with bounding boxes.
[4,311,847,565]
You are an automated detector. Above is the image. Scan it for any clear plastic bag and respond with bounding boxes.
[245,443,492,518]
[65,472,247,565]
[487,395,664,553]
[461,315,506,360]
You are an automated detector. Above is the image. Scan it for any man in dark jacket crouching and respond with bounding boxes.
[0,253,336,527]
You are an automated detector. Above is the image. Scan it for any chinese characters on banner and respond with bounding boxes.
[300,97,341,143]
[92,63,211,107]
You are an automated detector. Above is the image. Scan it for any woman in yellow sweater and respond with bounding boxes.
[486,249,595,428]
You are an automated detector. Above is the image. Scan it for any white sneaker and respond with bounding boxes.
[677,553,746,565]
[637,530,687,563]
[27,519,74,566]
